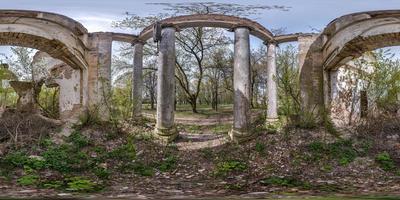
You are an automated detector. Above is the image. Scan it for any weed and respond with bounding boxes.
[17,174,39,186]
[68,131,90,149]
[200,148,213,159]
[93,167,111,179]
[375,152,396,171]
[132,162,154,176]
[108,140,136,162]
[214,160,247,177]
[42,145,79,173]
[307,140,357,166]
[66,176,102,192]
[158,155,177,172]
[255,142,266,153]
[260,176,309,188]
[4,151,28,167]
[41,180,64,190]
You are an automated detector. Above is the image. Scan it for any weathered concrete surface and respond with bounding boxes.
[9,81,36,112]
[140,14,274,43]
[266,43,278,121]
[132,42,144,118]
[0,10,88,70]
[155,27,178,142]
[300,10,400,115]
[230,27,252,142]
[86,32,113,119]
[32,51,82,120]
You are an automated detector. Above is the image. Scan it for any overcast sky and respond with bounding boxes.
[0,0,400,57]
[1,0,400,34]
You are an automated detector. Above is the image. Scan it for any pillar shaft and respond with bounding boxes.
[87,33,112,119]
[155,27,177,141]
[230,27,252,142]
[266,43,278,120]
[132,42,144,118]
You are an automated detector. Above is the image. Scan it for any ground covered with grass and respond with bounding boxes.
[0,110,399,199]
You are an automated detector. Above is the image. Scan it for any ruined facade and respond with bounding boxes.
[2,9,398,142]
[299,10,400,119]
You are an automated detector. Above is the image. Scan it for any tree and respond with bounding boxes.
[112,2,289,113]
[276,45,301,117]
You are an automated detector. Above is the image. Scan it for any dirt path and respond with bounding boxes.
[142,110,264,126]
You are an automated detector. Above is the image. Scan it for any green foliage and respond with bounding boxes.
[260,176,308,188]
[108,138,136,162]
[76,105,102,128]
[158,155,177,172]
[132,162,155,176]
[93,167,111,179]
[297,110,317,129]
[276,45,301,118]
[307,140,357,166]
[255,142,266,153]
[38,86,60,119]
[214,160,247,177]
[17,174,39,186]
[42,145,75,173]
[3,151,29,167]
[41,180,64,190]
[26,157,46,170]
[375,152,396,171]
[66,177,102,192]
[68,131,91,149]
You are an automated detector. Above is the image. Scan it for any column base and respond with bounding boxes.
[229,128,255,143]
[154,126,178,143]
[266,117,279,123]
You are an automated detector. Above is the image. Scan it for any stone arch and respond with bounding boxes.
[299,10,400,115]
[0,10,88,70]
[139,14,274,42]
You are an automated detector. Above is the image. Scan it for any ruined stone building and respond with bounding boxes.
[0,9,399,142]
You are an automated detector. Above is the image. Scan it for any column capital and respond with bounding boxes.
[228,25,251,32]
[161,23,180,32]
[132,39,146,46]
[263,40,278,46]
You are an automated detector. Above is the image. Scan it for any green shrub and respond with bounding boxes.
[375,152,396,171]
[214,160,247,177]
[4,151,29,167]
[42,145,76,173]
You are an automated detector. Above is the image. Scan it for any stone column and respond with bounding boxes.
[86,32,112,120]
[230,27,252,142]
[155,27,178,142]
[266,42,278,121]
[132,41,144,118]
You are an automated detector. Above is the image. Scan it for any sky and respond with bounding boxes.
[0,0,400,55]
[1,0,400,34]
